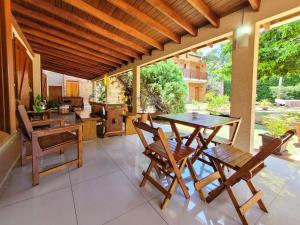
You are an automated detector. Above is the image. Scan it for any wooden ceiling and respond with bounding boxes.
[12,0,260,80]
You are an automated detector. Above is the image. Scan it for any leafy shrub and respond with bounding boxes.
[206,94,230,113]
[262,114,294,137]
[259,99,273,109]
[270,84,300,100]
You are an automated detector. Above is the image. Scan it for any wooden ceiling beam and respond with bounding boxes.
[106,0,180,43]
[32,46,109,71]
[248,0,261,11]
[31,44,110,68]
[26,35,115,70]
[12,4,140,59]
[41,61,100,77]
[63,0,163,50]
[21,27,122,66]
[187,0,220,27]
[41,55,107,74]
[18,0,149,54]
[16,16,132,62]
[145,0,197,36]
[42,65,96,80]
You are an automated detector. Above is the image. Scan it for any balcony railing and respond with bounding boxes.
[181,69,207,80]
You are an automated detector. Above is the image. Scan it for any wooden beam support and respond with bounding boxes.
[107,0,180,43]
[248,0,261,11]
[32,46,109,71]
[16,16,132,62]
[25,34,116,70]
[145,0,197,36]
[18,0,149,54]
[11,14,34,56]
[12,4,140,59]
[63,0,163,50]
[187,0,220,27]
[21,27,122,66]
[42,65,96,80]
[31,43,111,68]
[41,62,100,78]
[41,55,106,74]
[0,0,16,133]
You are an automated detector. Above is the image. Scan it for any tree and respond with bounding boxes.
[119,60,188,113]
[258,20,300,79]
[141,60,187,113]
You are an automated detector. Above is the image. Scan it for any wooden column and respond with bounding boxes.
[132,66,140,114]
[230,23,260,152]
[0,0,16,133]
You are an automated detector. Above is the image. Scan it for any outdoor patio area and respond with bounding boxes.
[0,132,300,225]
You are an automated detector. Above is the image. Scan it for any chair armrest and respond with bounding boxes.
[31,119,64,127]
[31,124,82,138]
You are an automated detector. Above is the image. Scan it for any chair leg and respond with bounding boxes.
[32,154,39,186]
[226,185,250,225]
[161,159,189,209]
[140,161,155,187]
[77,141,83,167]
[246,180,268,213]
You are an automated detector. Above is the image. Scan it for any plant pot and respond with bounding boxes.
[259,133,288,155]
[295,122,300,144]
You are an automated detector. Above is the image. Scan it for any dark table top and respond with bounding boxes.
[158,113,240,128]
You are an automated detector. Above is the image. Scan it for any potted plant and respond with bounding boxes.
[260,114,293,155]
[33,95,44,112]
[259,99,272,111]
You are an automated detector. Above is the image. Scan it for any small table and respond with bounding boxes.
[75,110,100,141]
[158,113,240,164]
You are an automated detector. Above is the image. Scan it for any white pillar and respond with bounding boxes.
[132,66,140,114]
[230,22,260,152]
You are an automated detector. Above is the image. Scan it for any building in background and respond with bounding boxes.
[173,53,207,102]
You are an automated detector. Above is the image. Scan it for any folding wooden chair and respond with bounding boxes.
[147,113,189,140]
[196,130,295,225]
[18,105,83,186]
[133,120,198,209]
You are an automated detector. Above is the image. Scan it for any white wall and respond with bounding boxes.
[43,70,93,107]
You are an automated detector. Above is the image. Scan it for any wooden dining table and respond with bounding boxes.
[158,112,241,164]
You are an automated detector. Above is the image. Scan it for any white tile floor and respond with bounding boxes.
[0,133,300,225]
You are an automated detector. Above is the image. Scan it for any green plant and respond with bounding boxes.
[270,84,300,100]
[206,94,229,113]
[262,114,294,137]
[95,81,106,102]
[33,95,43,112]
[141,60,187,113]
[259,99,273,108]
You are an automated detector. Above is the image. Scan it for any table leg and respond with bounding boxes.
[185,127,201,146]
[191,126,222,164]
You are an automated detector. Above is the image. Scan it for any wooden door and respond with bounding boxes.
[195,87,200,101]
[14,37,33,109]
[41,73,47,99]
[49,86,62,102]
[66,80,79,96]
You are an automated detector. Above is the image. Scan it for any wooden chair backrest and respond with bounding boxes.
[227,130,295,184]
[133,121,175,161]
[18,105,33,139]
